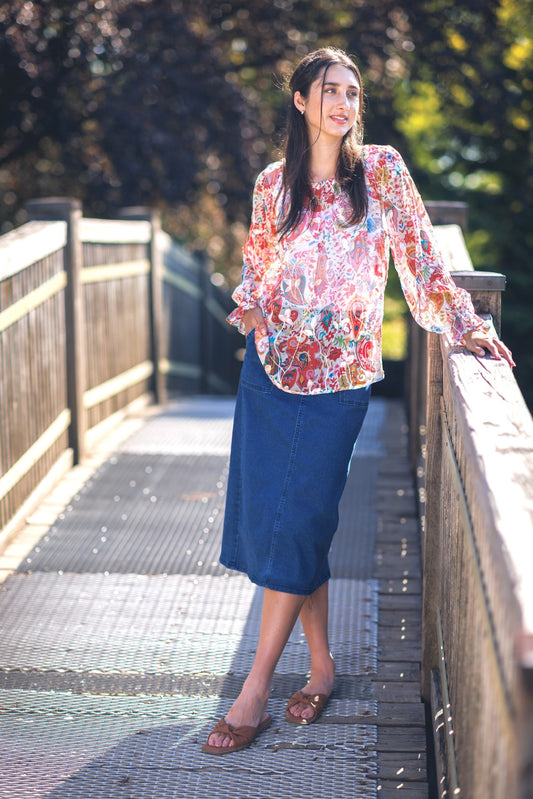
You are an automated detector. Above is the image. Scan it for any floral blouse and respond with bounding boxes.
[227,144,487,395]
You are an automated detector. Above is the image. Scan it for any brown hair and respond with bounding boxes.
[278,47,368,238]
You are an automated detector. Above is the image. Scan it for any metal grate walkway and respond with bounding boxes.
[0,395,428,798]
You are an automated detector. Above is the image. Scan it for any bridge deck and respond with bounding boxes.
[0,395,428,798]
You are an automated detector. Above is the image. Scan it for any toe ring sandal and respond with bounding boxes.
[285,690,331,725]
[201,714,272,755]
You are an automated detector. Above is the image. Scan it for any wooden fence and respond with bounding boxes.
[0,199,241,547]
[409,203,533,799]
[3,195,533,796]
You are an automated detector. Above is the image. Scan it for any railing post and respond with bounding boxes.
[424,200,469,234]
[421,331,444,701]
[451,270,506,337]
[198,251,213,394]
[119,207,166,405]
[25,198,86,463]
[406,322,427,473]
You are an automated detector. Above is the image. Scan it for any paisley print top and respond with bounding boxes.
[227,144,487,395]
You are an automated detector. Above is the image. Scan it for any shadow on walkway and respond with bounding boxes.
[0,396,428,798]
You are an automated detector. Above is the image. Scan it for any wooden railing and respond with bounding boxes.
[0,199,240,548]
[409,203,533,799]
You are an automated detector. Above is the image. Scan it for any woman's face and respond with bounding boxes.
[294,63,361,143]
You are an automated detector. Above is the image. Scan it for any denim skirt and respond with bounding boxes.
[220,333,370,596]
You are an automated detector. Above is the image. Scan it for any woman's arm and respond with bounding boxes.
[227,165,280,336]
[379,146,514,367]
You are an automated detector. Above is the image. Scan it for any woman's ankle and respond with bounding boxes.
[307,656,335,691]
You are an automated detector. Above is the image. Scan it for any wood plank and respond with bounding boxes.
[0,409,70,501]
[79,217,151,243]
[378,641,422,662]
[373,400,429,789]
[375,541,421,554]
[376,702,426,726]
[377,751,427,780]
[379,610,422,628]
[379,593,423,611]
[378,578,423,596]
[374,553,422,576]
[377,516,420,532]
[379,621,421,643]
[0,220,66,279]
[372,680,423,703]
[375,662,420,681]
[376,527,421,544]
[81,259,150,283]
[83,361,153,409]
[376,780,429,797]
[0,272,67,332]
[378,725,428,752]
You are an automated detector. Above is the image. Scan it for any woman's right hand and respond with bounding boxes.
[243,307,267,337]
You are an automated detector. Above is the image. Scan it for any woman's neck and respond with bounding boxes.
[309,139,341,182]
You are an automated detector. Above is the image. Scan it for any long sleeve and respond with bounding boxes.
[380,147,487,344]
[227,163,282,334]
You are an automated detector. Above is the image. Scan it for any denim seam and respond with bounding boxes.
[265,395,306,582]
[225,393,244,567]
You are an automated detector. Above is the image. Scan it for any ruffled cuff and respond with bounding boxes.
[226,299,260,336]
[226,306,245,335]
[451,313,490,346]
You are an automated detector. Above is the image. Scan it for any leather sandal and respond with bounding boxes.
[285,690,331,725]
[201,714,272,755]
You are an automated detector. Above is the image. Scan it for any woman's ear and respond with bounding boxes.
[293,91,305,115]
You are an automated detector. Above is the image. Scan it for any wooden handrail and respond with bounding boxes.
[409,212,533,799]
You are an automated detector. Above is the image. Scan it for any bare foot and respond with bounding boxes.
[206,684,270,750]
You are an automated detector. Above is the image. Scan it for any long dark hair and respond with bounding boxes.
[278,48,368,238]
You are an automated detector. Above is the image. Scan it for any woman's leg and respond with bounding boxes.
[207,587,306,748]
[287,580,335,721]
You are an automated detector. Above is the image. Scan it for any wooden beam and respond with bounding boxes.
[25,198,87,463]
[0,272,66,332]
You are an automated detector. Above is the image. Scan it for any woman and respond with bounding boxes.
[202,47,514,755]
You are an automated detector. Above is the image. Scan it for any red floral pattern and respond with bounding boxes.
[227,145,487,395]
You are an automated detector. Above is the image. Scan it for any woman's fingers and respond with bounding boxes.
[463,330,515,367]
[494,339,515,367]
[243,307,267,336]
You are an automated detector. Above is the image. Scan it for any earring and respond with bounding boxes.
[300,109,304,115]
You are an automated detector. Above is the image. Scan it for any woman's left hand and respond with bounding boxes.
[463,329,515,368]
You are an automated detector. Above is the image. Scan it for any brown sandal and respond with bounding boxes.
[201,714,272,755]
[285,690,331,725]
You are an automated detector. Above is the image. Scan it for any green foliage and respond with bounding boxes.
[390,0,533,406]
[0,0,532,405]
[382,297,408,362]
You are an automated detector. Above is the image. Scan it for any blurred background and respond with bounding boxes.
[1,0,532,407]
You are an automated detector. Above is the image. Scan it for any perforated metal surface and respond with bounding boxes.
[0,671,374,702]
[4,701,378,799]
[18,398,384,579]
[6,713,378,799]
[0,396,392,799]
[0,573,377,675]
[118,395,236,456]
[17,454,229,575]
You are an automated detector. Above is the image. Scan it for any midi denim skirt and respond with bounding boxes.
[220,332,370,596]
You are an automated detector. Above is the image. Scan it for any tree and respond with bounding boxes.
[1,0,531,404]
[389,0,533,405]
[0,0,416,275]
[0,1,260,219]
